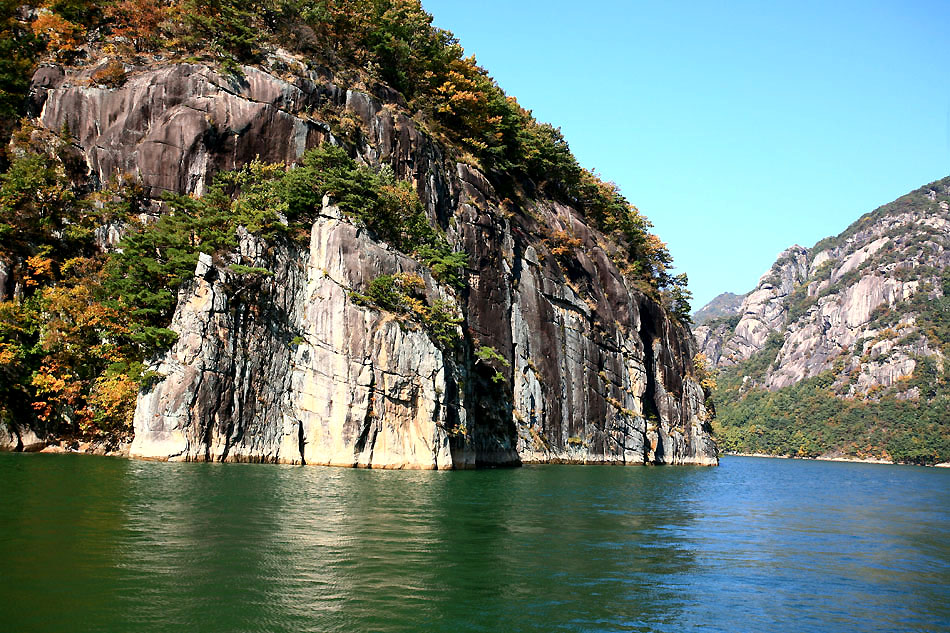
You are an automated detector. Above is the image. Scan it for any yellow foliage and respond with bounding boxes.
[0,342,19,366]
[693,353,718,392]
[88,371,139,431]
[393,271,425,292]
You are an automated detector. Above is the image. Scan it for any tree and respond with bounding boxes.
[105,0,170,52]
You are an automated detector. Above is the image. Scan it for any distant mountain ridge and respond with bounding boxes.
[695,177,950,464]
[692,292,746,325]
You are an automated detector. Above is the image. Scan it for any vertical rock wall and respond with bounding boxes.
[29,60,717,467]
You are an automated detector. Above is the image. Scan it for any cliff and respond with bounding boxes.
[0,3,716,467]
[696,178,950,463]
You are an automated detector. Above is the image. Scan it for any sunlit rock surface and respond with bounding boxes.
[695,181,950,397]
[31,59,717,467]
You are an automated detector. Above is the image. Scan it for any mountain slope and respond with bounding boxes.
[692,292,746,325]
[0,1,716,466]
[696,178,950,463]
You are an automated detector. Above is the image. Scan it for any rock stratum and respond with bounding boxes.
[10,52,715,467]
[696,178,950,463]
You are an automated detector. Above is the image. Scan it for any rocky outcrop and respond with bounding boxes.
[132,212,481,468]
[0,422,19,452]
[0,421,46,452]
[696,246,808,366]
[695,178,950,398]
[29,58,717,468]
[30,57,337,196]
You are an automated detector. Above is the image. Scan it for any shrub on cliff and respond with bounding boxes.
[352,272,463,348]
[283,144,467,288]
[105,144,467,359]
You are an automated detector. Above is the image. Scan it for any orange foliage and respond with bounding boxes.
[40,283,129,361]
[31,11,85,60]
[547,230,582,257]
[31,359,84,425]
[105,0,171,52]
[24,254,55,287]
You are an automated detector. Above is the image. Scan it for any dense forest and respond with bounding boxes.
[0,1,692,445]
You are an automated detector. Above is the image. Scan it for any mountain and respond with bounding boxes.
[695,178,950,464]
[0,1,716,466]
[692,292,746,325]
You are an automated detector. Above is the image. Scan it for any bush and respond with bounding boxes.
[284,145,467,287]
[475,344,509,383]
[354,272,462,349]
[90,60,127,88]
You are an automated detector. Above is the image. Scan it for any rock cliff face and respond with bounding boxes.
[0,421,45,453]
[27,57,716,467]
[695,178,950,398]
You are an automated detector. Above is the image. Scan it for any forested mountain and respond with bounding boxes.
[695,178,950,464]
[692,292,746,325]
[0,1,715,466]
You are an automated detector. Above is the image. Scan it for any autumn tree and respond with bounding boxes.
[104,0,170,52]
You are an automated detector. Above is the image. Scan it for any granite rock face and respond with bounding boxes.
[0,422,19,451]
[31,58,337,196]
[31,58,717,468]
[695,180,950,397]
[0,421,46,452]
[132,217,478,468]
[700,246,809,367]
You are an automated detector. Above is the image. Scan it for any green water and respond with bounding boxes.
[1,453,948,632]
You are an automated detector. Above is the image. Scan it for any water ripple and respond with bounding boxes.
[0,455,948,632]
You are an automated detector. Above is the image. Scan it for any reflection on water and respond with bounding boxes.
[1,454,948,633]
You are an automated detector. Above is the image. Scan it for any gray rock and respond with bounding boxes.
[29,60,717,468]
[698,180,950,399]
[0,258,9,303]
[14,425,45,452]
[33,63,338,196]
[0,422,19,451]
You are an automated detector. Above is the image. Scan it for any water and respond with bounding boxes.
[1,454,947,633]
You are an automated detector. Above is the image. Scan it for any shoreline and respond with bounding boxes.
[726,451,950,468]
[5,443,948,469]
[10,443,719,468]
[38,439,129,458]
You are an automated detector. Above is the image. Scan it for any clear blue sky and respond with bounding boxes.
[421,0,950,309]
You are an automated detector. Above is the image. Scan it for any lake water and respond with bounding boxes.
[1,454,947,632]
